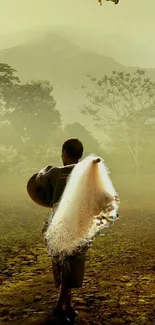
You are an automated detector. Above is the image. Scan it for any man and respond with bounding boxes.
[34,138,89,323]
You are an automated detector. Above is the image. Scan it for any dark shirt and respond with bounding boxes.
[37,164,75,234]
[36,165,60,188]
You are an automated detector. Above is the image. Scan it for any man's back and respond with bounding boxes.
[52,164,75,206]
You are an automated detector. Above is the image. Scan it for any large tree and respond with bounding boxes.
[0,63,61,174]
[0,63,102,175]
[5,80,60,143]
[81,70,155,174]
[0,63,60,139]
[0,64,19,172]
[0,63,19,132]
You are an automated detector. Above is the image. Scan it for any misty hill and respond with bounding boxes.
[0,32,127,84]
[0,31,155,129]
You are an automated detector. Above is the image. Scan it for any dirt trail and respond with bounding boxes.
[0,210,155,325]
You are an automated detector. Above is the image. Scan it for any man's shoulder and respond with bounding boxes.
[36,165,60,186]
[47,166,61,180]
[49,166,60,172]
[43,164,75,183]
[59,164,75,176]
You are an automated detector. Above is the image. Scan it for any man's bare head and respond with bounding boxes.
[61,138,84,165]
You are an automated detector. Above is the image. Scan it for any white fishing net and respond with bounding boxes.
[45,154,119,259]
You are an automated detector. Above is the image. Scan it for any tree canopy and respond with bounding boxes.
[0,63,101,175]
[81,70,155,174]
[0,63,61,173]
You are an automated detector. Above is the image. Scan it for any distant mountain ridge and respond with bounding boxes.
[0,32,127,84]
[0,31,155,136]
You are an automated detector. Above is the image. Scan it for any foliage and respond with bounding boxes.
[0,63,20,87]
[0,63,60,146]
[81,70,155,174]
[0,63,103,175]
[63,122,101,157]
[4,80,59,142]
[0,63,61,174]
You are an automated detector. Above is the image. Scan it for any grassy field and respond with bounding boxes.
[0,175,154,325]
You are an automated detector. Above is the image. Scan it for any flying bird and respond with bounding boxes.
[98,0,120,5]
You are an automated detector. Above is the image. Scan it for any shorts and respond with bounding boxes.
[52,250,87,289]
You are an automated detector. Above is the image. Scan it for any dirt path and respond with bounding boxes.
[0,210,155,325]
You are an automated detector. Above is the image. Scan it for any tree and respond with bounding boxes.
[0,63,102,175]
[38,122,102,167]
[0,64,19,172]
[5,80,60,144]
[0,63,20,132]
[0,63,62,174]
[0,65,60,128]
[0,63,19,88]
[81,70,155,174]
[0,64,61,145]
[63,122,101,157]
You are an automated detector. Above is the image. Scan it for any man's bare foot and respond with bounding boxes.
[48,308,70,323]
[66,307,78,321]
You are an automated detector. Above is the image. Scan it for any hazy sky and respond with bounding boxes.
[0,0,155,68]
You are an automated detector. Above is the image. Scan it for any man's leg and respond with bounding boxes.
[51,283,74,324]
[65,289,79,321]
[52,258,72,311]
[61,253,86,320]
[50,259,71,322]
[55,282,71,311]
[51,251,86,320]
[65,288,71,310]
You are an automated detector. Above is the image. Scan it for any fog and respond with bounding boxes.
[0,0,155,67]
[0,2,154,324]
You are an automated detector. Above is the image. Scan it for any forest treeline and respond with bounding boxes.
[0,63,154,176]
